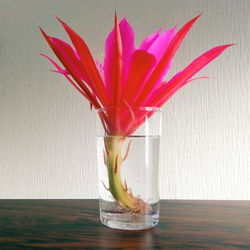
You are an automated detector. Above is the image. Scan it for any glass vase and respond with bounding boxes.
[96,107,162,230]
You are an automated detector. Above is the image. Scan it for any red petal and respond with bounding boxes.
[49,38,93,85]
[147,44,234,107]
[55,17,108,107]
[39,53,62,70]
[123,50,156,105]
[40,27,99,107]
[120,50,156,133]
[134,14,202,106]
[40,53,98,105]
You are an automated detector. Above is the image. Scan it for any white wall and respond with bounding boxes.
[0,0,249,199]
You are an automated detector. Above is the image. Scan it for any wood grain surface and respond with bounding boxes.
[0,200,250,249]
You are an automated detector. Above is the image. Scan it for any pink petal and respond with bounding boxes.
[103,17,135,95]
[133,14,202,107]
[143,28,176,91]
[119,18,135,85]
[147,28,176,62]
[138,29,161,51]
[96,60,104,72]
[113,13,123,107]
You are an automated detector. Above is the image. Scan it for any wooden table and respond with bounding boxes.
[0,200,249,249]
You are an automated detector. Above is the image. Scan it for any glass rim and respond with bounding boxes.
[96,106,162,113]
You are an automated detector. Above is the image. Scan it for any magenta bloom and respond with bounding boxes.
[40,14,232,136]
[40,14,233,213]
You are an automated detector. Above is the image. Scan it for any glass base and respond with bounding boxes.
[99,199,159,230]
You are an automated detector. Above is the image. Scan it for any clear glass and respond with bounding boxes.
[96,107,162,230]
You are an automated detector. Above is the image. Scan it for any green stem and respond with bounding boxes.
[104,136,150,214]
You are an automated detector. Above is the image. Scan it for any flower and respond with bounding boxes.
[40,14,233,136]
[40,14,233,213]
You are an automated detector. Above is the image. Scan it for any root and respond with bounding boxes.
[122,140,131,162]
[103,136,151,215]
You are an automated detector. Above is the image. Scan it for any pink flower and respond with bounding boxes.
[40,14,233,136]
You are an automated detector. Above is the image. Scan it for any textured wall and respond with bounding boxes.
[0,0,249,199]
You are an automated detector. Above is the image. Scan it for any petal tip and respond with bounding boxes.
[55,16,64,25]
[39,26,44,33]
[228,43,237,47]
[192,13,203,22]
[218,44,236,51]
[120,17,128,24]
[39,27,49,39]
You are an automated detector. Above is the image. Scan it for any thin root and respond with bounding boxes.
[103,150,107,166]
[124,179,128,191]
[122,140,131,162]
[114,155,118,174]
[104,138,109,156]
[101,180,110,191]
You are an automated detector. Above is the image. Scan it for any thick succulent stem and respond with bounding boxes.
[104,136,150,214]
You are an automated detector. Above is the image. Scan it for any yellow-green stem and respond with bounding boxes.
[104,136,149,213]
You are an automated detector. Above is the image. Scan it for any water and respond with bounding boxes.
[99,199,159,230]
[96,135,160,230]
